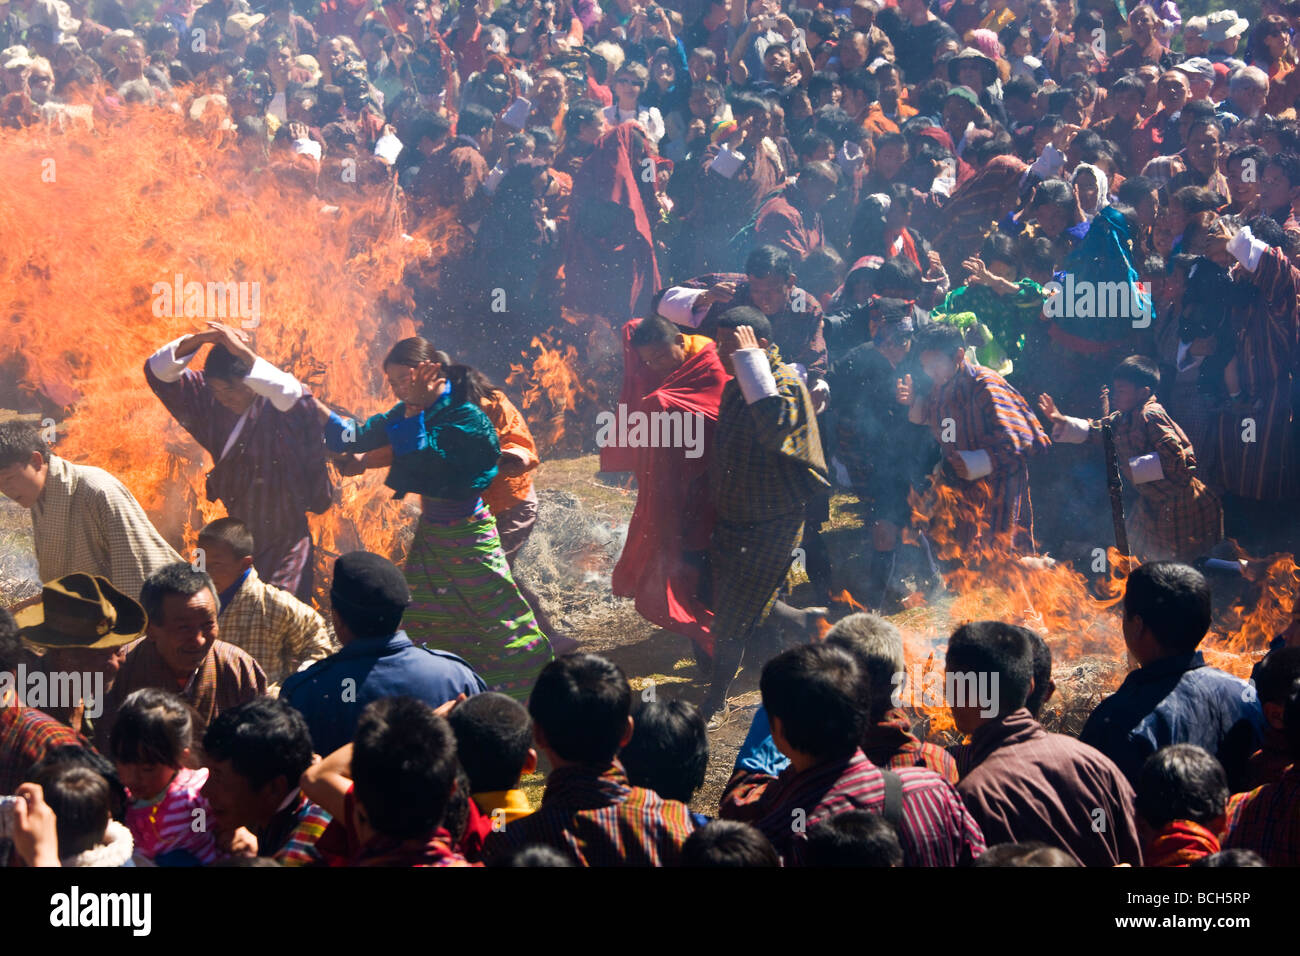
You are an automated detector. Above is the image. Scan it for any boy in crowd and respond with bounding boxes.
[620,699,710,824]
[1137,744,1229,866]
[446,691,537,828]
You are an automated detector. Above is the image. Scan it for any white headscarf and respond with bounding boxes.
[1071,162,1110,222]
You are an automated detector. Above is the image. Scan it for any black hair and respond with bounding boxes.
[715,305,773,342]
[140,562,219,626]
[202,697,315,792]
[630,315,684,348]
[563,98,603,138]
[980,231,1018,268]
[1113,354,1160,391]
[442,763,472,845]
[803,810,904,866]
[28,745,127,823]
[352,697,458,839]
[1189,849,1267,867]
[680,820,781,867]
[528,654,631,766]
[1263,151,1300,191]
[840,67,878,103]
[1025,629,1054,719]
[1136,744,1229,827]
[0,607,19,675]
[1031,178,1077,210]
[29,762,113,857]
[745,244,795,281]
[0,419,51,469]
[1017,235,1056,277]
[409,110,452,146]
[1117,175,1158,208]
[875,255,921,297]
[731,90,770,120]
[1170,185,1224,215]
[504,844,575,866]
[946,621,1036,716]
[1246,215,1291,253]
[972,842,1080,866]
[109,688,194,769]
[458,102,495,138]
[912,323,967,358]
[198,516,255,560]
[795,129,836,161]
[812,104,855,145]
[1111,74,1146,99]
[1003,75,1039,102]
[1123,561,1212,653]
[760,644,865,761]
[446,692,533,793]
[203,344,253,383]
[620,699,709,804]
[1252,647,1300,706]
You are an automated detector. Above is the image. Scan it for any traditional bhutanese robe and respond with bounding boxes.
[915,359,1050,554]
[1062,397,1222,562]
[611,328,728,652]
[1217,243,1300,502]
[145,342,332,600]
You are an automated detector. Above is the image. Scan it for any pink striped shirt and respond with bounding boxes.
[126,767,221,864]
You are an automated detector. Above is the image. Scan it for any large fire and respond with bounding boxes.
[0,105,429,598]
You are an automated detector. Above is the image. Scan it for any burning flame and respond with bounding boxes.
[506,330,599,454]
[0,105,431,603]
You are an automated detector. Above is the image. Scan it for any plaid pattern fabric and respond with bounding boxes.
[263,791,333,867]
[1223,766,1300,866]
[218,567,336,694]
[352,831,478,867]
[32,455,181,599]
[1217,246,1299,501]
[96,638,267,753]
[916,360,1049,552]
[484,760,696,866]
[1084,398,1223,561]
[864,709,960,784]
[1144,819,1221,867]
[709,346,829,524]
[707,513,805,659]
[719,748,986,866]
[0,704,86,796]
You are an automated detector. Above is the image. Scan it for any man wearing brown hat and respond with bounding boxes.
[95,562,266,752]
[12,573,146,735]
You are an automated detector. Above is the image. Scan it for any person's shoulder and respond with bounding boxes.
[281,648,341,693]
[212,639,264,674]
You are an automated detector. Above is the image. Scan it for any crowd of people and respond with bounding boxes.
[0,0,1299,868]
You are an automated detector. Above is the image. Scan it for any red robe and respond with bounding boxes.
[608,323,727,652]
[563,123,661,322]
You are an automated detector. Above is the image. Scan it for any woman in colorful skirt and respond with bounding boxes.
[312,336,553,701]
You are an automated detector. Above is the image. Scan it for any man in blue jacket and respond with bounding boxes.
[1081,561,1265,793]
[282,551,485,754]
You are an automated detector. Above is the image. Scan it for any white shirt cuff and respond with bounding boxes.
[791,362,808,383]
[732,348,779,404]
[293,137,322,162]
[374,132,403,165]
[245,357,305,412]
[1129,453,1165,484]
[1228,226,1266,272]
[1053,415,1091,444]
[147,336,196,383]
[657,287,708,328]
[957,449,993,479]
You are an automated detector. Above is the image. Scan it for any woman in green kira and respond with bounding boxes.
[311,336,554,702]
[934,231,1049,377]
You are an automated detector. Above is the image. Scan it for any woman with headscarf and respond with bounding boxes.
[1071,162,1110,222]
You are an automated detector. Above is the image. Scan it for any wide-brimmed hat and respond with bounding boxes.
[225,12,266,39]
[948,47,997,88]
[1204,10,1248,43]
[15,573,146,650]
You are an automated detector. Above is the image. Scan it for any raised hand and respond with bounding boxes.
[895,373,914,406]
[733,324,760,350]
[1037,392,1065,424]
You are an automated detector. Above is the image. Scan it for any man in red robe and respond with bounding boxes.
[603,316,728,659]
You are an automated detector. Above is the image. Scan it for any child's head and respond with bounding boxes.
[29,759,115,858]
[803,810,904,866]
[1017,235,1056,286]
[945,621,1036,733]
[912,323,968,386]
[196,516,255,593]
[446,691,537,793]
[528,653,632,767]
[761,644,866,764]
[681,820,781,867]
[352,696,458,842]
[1136,744,1228,829]
[979,231,1019,280]
[1110,354,1159,412]
[798,244,847,305]
[688,47,715,83]
[1252,647,1300,731]
[620,699,709,804]
[1109,73,1145,121]
[109,688,194,799]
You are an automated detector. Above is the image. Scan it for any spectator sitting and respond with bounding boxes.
[1137,744,1228,866]
[680,820,781,867]
[803,809,904,866]
[1245,647,1300,788]
[620,699,710,825]
[281,551,486,755]
[483,653,696,866]
[446,691,537,829]
[1222,675,1300,866]
[28,759,148,867]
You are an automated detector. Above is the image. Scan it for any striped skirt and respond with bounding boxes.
[404,497,553,701]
